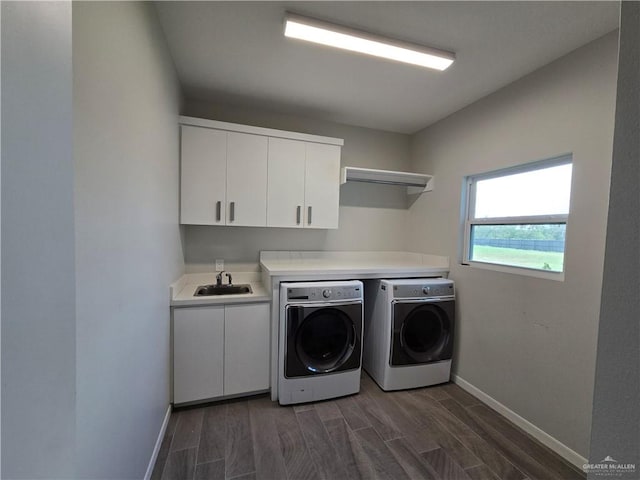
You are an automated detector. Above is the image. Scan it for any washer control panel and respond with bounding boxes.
[287,284,362,302]
[392,279,455,299]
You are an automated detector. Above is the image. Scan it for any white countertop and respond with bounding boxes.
[170,272,270,307]
[171,251,448,306]
[259,251,449,278]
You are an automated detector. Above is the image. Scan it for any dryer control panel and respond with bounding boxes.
[391,279,455,299]
[287,284,362,302]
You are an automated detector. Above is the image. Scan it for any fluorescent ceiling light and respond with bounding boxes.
[284,12,455,71]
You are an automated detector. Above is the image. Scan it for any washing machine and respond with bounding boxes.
[364,278,454,391]
[279,280,363,405]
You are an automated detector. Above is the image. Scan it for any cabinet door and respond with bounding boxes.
[267,138,306,228]
[173,306,224,404]
[304,143,341,229]
[226,132,268,227]
[224,303,270,396]
[180,126,227,225]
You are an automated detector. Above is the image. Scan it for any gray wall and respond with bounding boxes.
[589,3,639,475]
[73,2,184,478]
[1,2,76,478]
[182,101,411,272]
[408,32,619,457]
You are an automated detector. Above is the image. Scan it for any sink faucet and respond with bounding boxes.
[216,271,233,286]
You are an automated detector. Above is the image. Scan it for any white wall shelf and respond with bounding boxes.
[341,166,434,194]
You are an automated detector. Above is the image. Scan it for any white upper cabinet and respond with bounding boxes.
[180,125,226,225]
[180,116,343,229]
[266,138,341,229]
[267,138,306,228]
[305,143,341,229]
[226,132,268,227]
[180,127,267,227]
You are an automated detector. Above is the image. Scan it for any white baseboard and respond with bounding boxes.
[144,404,172,480]
[451,374,587,469]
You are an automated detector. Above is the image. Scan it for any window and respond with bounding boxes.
[462,155,573,277]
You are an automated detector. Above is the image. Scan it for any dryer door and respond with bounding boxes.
[391,300,454,366]
[285,303,362,378]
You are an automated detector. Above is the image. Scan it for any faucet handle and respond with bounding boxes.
[225,272,233,285]
[216,270,225,285]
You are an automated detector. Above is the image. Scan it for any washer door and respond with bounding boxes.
[391,301,454,366]
[285,303,362,378]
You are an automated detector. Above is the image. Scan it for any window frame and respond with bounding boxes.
[461,154,573,279]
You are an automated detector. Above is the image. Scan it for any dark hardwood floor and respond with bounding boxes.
[151,374,585,480]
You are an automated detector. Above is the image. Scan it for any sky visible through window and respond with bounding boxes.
[474,163,572,219]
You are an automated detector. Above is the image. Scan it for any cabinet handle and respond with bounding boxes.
[216,201,221,222]
[230,202,235,222]
[296,206,301,225]
[308,206,312,225]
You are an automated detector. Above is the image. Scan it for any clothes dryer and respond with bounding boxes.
[364,278,454,391]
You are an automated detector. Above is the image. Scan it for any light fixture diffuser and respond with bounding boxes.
[284,12,455,71]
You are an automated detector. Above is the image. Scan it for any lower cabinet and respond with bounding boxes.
[173,302,270,405]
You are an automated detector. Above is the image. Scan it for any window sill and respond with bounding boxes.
[462,260,565,281]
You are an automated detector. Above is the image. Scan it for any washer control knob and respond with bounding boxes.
[422,286,431,295]
[322,289,332,298]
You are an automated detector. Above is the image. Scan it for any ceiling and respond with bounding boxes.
[155,1,619,134]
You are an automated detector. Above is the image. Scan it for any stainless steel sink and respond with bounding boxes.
[194,284,253,296]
